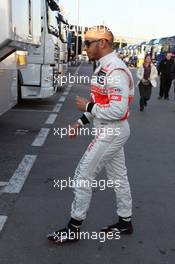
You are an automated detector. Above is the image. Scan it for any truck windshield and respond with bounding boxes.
[56,13,68,43]
[47,5,59,37]
[59,21,68,43]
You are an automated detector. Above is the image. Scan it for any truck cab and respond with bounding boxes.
[19,0,68,99]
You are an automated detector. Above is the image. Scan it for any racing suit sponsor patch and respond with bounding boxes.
[109,95,122,101]
[97,70,107,85]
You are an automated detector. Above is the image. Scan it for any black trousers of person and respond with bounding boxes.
[172,80,175,100]
[139,81,152,109]
[159,75,172,99]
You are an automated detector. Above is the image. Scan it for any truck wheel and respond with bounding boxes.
[17,71,23,103]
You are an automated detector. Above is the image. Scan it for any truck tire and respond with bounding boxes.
[17,70,23,103]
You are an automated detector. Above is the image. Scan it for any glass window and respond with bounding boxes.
[47,6,59,37]
[59,21,67,43]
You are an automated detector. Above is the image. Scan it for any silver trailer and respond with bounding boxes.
[0,0,41,115]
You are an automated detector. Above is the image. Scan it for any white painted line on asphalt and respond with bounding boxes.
[75,64,81,75]
[32,128,50,147]
[3,155,37,194]
[62,91,69,96]
[0,182,8,187]
[52,103,62,113]
[58,95,66,103]
[45,114,58,125]
[0,216,7,232]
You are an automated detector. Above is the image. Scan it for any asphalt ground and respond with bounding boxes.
[0,62,175,264]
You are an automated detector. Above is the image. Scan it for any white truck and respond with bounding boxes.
[18,0,68,100]
[57,12,68,80]
[0,0,41,115]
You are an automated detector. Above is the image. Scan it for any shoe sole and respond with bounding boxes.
[47,237,79,244]
[101,227,133,235]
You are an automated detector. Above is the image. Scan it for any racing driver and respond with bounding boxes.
[47,25,135,244]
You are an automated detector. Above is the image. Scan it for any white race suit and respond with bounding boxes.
[71,51,134,220]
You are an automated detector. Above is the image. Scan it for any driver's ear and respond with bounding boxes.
[99,39,106,48]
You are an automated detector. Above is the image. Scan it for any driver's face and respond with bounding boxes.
[84,39,100,60]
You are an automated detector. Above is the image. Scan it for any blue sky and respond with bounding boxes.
[59,0,175,39]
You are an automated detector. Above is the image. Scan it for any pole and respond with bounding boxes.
[75,0,80,65]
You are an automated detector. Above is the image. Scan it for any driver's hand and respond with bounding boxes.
[69,122,82,139]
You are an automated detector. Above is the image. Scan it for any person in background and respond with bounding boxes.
[170,60,175,100]
[123,55,129,66]
[137,54,158,111]
[117,51,124,60]
[158,53,174,100]
[156,51,166,68]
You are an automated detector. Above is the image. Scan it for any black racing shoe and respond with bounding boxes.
[47,227,80,244]
[101,220,133,235]
[144,100,147,107]
[140,106,144,112]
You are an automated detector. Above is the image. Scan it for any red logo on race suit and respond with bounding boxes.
[109,95,122,101]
